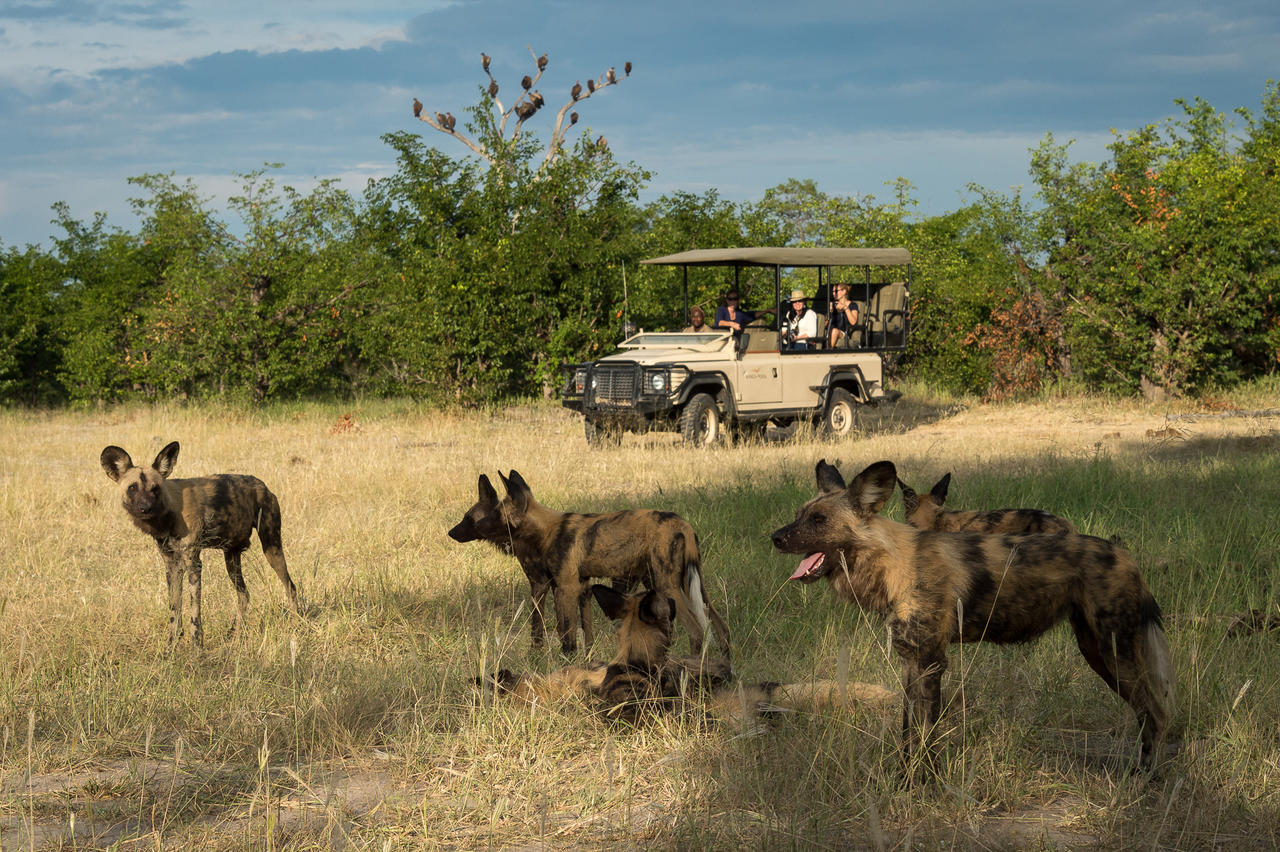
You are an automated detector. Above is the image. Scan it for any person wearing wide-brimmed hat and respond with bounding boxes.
[781,288,818,350]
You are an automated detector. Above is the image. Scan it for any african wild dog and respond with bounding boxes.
[477,584,895,723]
[100,441,300,646]
[772,459,1174,767]
[897,472,1078,534]
[449,471,732,658]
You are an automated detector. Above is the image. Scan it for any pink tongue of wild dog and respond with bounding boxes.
[790,552,825,581]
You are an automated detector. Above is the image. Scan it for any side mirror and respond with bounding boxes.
[735,333,749,357]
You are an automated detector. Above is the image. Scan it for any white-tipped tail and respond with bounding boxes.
[1146,622,1176,717]
[686,565,710,634]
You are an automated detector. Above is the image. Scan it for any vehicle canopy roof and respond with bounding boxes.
[640,247,911,267]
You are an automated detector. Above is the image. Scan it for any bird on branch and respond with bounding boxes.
[435,111,447,126]
[537,53,548,71]
[516,101,536,120]
[607,67,616,84]
[570,111,579,125]
[445,113,456,131]
[587,79,595,93]
[571,81,582,101]
[596,135,607,149]
[482,52,491,73]
[488,79,499,98]
[530,91,544,110]
[625,61,632,76]
[521,74,532,90]
[412,98,423,117]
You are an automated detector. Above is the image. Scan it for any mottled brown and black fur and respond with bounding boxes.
[772,459,1174,766]
[448,471,731,658]
[478,584,895,723]
[101,441,299,646]
[897,472,1078,534]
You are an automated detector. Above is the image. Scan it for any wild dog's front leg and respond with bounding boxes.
[578,586,595,648]
[185,551,204,647]
[893,621,948,771]
[553,577,584,654]
[527,572,552,648]
[161,545,184,645]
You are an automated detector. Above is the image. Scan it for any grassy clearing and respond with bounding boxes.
[2,388,1279,848]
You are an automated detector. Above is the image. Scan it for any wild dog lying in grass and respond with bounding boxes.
[448,471,732,659]
[897,472,1078,534]
[772,459,1174,767]
[100,441,300,646]
[477,584,895,723]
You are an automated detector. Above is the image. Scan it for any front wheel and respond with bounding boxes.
[680,394,723,446]
[821,387,859,437]
[584,418,622,447]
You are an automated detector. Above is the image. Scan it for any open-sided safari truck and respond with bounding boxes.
[562,246,910,446]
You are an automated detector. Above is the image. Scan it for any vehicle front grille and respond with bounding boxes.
[591,366,636,403]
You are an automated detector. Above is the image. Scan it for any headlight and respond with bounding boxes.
[572,368,586,393]
[649,372,666,393]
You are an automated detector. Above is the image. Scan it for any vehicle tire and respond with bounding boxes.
[584,418,622,447]
[821,387,859,438]
[680,394,723,446]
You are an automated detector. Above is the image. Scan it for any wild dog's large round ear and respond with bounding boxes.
[849,461,897,515]
[639,590,673,626]
[591,583,628,621]
[100,446,134,482]
[930,472,952,502]
[815,459,847,494]
[504,469,533,513]
[152,441,180,478]
[477,474,498,504]
[896,477,919,512]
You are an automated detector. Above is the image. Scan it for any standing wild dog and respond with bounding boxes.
[478,584,895,722]
[771,459,1174,767]
[448,470,732,658]
[897,472,1078,534]
[100,441,300,646]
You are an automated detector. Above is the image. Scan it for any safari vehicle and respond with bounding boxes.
[561,247,910,446]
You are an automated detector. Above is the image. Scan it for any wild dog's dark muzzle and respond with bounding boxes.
[447,520,477,542]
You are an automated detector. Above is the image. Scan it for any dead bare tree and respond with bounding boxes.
[412,46,632,170]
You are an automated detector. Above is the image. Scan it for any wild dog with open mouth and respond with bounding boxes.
[897,472,1078,534]
[101,441,300,646]
[477,584,895,723]
[771,459,1174,767]
[448,471,732,659]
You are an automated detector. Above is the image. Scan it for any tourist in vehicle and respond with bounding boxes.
[781,289,819,350]
[828,282,861,349]
[684,305,710,332]
[713,290,774,334]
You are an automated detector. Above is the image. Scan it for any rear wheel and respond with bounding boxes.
[821,387,859,437]
[680,394,723,446]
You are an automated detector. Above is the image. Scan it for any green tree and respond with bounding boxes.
[0,243,63,403]
[1031,86,1280,395]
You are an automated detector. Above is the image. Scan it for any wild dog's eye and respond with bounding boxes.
[810,513,826,525]
[127,483,137,494]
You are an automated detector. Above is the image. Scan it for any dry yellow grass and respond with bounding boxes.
[2,389,1279,849]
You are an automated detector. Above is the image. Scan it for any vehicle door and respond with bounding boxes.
[734,330,783,408]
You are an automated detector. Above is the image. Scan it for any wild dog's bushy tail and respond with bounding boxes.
[685,561,710,637]
[1144,612,1176,724]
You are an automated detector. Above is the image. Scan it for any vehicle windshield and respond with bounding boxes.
[619,332,726,348]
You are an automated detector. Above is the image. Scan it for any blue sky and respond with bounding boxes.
[1,0,1276,250]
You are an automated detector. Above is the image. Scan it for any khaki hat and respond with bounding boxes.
[788,289,808,301]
